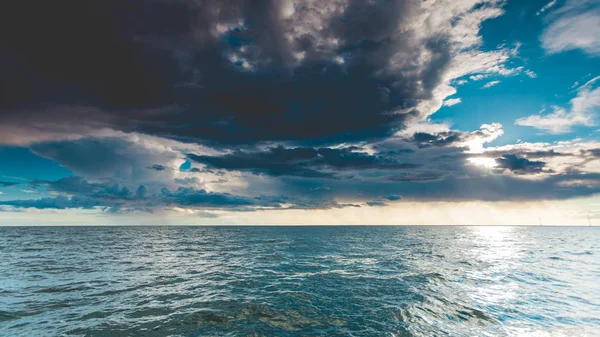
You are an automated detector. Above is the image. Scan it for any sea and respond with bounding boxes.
[0,226,599,336]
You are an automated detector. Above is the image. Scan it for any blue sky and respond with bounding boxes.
[0,0,598,225]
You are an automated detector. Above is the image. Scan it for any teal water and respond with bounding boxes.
[1,226,599,336]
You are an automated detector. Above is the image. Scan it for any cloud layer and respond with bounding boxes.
[0,0,598,217]
[1,0,523,146]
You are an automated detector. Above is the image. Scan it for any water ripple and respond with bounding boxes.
[0,226,599,336]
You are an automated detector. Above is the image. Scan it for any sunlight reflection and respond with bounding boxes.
[466,226,521,313]
[470,226,516,261]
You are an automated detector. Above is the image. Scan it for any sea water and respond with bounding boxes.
[1,226,599,336]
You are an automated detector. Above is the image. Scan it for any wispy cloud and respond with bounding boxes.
[516,76,600,133]
[482,81,501,89]
[443,98,462,107]
[537,0,558,16]
[525,70,537,78]
[470,74,488,81]
[541,4,600,56]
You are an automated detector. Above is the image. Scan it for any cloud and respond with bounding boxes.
[2,176,282,211]
[148,164,167,171]
[408,123,503,151]
[541,3,600,56]
[189,146,420,178]
[515,76,600,133]
[494,154,547,175]
[443,98,462,107]
[0,181,19,187]
[537,0,558,16]
[525,70,537,78]
[1,1,597,215]
[589,149,600,157]
[412,131,463,148]
[479,139,600,178]
[11,119,596,213]
[2,173,369,212]
[470,74,488,81]
[276,169,600,202]
[3,134,599,212]
[0,0,524,146]
[0,195,102,210]
[157,187,281,209]
[366,200,388,207]
[28,135,196,187]
[541,1,600,56]
[482,80,501,88]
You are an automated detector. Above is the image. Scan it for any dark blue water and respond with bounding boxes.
[1,226,599,336]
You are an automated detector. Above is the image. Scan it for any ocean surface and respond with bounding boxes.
[0,226,599,337]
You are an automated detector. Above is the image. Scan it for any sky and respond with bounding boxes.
[0,0,599,225]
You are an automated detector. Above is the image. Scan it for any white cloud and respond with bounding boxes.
[516,76,600,133]
[537,0,558,16]
[482,80,501,88]
[525,70,537,78]
[541,5,600,56]
[469,74,488,81]
[463,123,504,153]
[393,120,452,138]
[443,98,462,106]
[484,139,600,175]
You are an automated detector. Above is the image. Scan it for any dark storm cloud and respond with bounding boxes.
[188,146,420,178]
[588,149,600,157]
[2,0,597,212]
[148,164,168,171]
[0,0,453,145]
[494,154,548,175]
[477,149,572,159]
[386,171,446,182]
[0,181,19,187]
[33,176,264,207]
[158,187,281,208]
[276,171,600,203]
[509,150,571,159]
[366,200,388,207]
[0,196,102,210]
[412,131,464,148]
[3,176,357,212]
[34,177,140,201]
[4,176,282,211]
[0,1,178,108]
